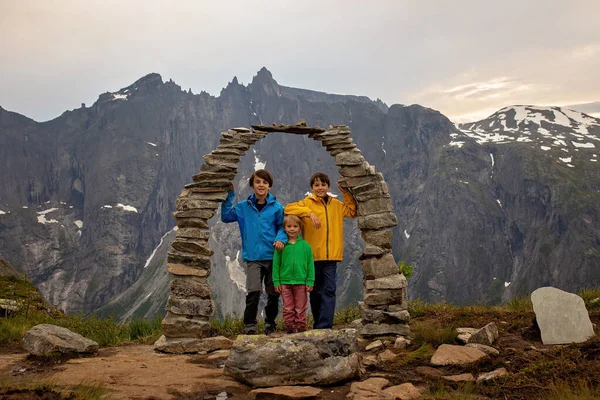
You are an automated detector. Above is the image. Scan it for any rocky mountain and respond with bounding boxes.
[1,69,599,321]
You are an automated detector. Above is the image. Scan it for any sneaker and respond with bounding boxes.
[244,324,258,335]
[286,328,296,334]
[264,325,276,336]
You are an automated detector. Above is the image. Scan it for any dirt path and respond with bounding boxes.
[0,345,250,399]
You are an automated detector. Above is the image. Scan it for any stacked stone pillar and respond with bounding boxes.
[157,127,266,351]
[158,123,408,352]
[310,125,409,337]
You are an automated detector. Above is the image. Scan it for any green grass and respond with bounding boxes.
[408,286,600,317]
[410,321,457,347]
[0,311,163,347]
[0,378,110,400]
[579,287,600,311]
[333,304,361,325]
[546,379,600,400]
[0,275,163,347]
[408,297,460,318]
[505,295,533,312]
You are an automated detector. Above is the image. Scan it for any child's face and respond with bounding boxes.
[284,220,300,240]
[311,178,329,198]
[252,177,271,198]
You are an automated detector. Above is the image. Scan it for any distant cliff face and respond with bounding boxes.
[1,69,599,320]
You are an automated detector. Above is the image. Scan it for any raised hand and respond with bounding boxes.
[309,212,321,229]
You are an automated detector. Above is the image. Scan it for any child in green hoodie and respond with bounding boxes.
[273,215,315,333]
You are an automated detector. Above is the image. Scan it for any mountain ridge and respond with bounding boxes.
[0,69,598,320]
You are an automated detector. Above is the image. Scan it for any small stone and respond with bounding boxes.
[167,296,214,317]
[430,344,488,366]
[378,349,397,363]
[358,212,398,230]
[383,382,422,399]
[457,333,471,344]
[348,377,391,399]
[360,322,410,337]
[443,373,476,382]
[394,337,410,350]
[249,386,322,399]
[456,328,477,334]
[468,322,498,346]
[361,229,393,247]
[361,254,398,280]
[361,354,379,367]
[365,340,384,352]
[476,368,508,382]
[365,274,408,290]
[465,343,499,356]
[208,350,231,360]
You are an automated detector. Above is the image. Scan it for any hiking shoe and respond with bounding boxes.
[286,329,296,334]
[264,325,276,335]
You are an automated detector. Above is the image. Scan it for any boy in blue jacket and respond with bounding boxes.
[221,169,287,335]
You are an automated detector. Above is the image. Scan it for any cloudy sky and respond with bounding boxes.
[1,0,599,123]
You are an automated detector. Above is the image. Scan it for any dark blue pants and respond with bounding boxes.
[310,261,337,329]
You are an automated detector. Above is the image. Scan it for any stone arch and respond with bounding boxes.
[157,123,408,352]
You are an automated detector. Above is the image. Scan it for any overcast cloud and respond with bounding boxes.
[1,0,599,122]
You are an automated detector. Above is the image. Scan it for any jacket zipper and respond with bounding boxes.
[322,198,329,260]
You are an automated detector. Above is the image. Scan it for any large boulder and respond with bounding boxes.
[224,329,361,387]
[23,324,98,356]
[531,287,595,345]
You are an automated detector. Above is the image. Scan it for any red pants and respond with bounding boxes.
[281,284,308,331]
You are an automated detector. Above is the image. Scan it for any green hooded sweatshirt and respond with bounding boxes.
[272,238,315,287]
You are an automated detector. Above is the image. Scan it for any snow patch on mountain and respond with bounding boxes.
[454,106,600,167]
[226,250,246,291]
[37,208,59,224]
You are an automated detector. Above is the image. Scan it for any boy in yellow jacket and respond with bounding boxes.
[284,172,357,329]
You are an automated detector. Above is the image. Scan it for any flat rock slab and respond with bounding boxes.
[224,329,360,387]
[249,386,322,399]
[443,373,475,382]
[430,344,487,366]
[531,286,595,345]
[154,335,232,354]
[23,324,98,356]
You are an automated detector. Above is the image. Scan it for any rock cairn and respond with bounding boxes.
[157,122,408,352]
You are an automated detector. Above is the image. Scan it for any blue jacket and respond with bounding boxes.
[221,190,287,262]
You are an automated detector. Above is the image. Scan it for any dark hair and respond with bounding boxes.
[249,169,274,188]
[310,172,330,187]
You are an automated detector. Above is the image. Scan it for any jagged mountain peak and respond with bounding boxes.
[252,67,277,85]
[132,72,163,86]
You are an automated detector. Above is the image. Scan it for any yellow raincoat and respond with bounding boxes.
[284,192,357,261]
